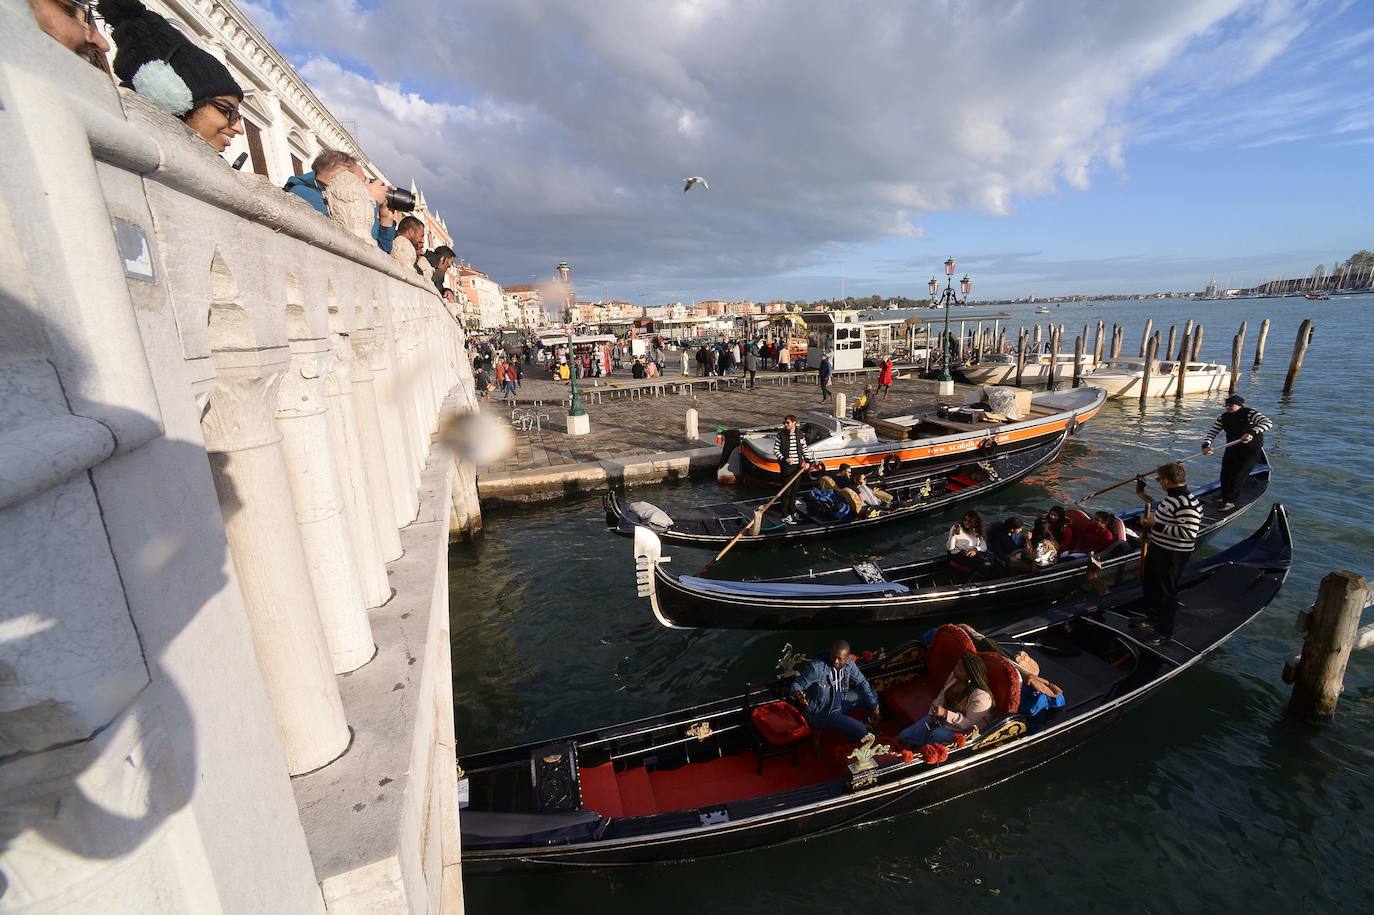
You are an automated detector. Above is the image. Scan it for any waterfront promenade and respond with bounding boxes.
[474,367,971,505]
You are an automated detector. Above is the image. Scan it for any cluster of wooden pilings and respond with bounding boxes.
[1002,316,1315,403]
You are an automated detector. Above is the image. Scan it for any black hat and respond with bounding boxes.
[99,0,242,118]
[1225,394,1245,406]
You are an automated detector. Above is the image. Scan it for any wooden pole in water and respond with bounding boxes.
[1048,326,1061,390]
[997,327,1006,354]
[1229,333,1242,395]
[1174,328,1190,401]
[1016,329,1027,387]
[1183,318,1193,339]
[1139,335,1158,408]
[1110,326,1122,359]
[1073,335,1084,388]
[1165,325,1177,361]
[1093,321,1105,364]
[1286,570,1368,721]
[1253,318,1270,369]
[1283,319,1314,394]
[1033,324,1042,350]
[1190,323,1205,362]
[1139,318,1153,357]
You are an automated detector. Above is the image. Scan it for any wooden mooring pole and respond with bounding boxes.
[1110,326,1122,359]
[1139,334,1158,409]
[1284,570,1371,721]
[1190,323,1205,362]
[1093,321,1105,364]
[1138,318,1153,357]
[1073,335,1084,388]
[1048,326,1061,390]
[1165,325,1177,361]
[1174,328,1190,401]
[1283,319,1314,394]
[1253,319,1270,369]
[1229,333,1242,395]
[1016,329,1027,388]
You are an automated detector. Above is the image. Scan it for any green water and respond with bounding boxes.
[452,296,1374,913]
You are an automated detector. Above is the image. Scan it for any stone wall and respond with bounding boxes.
[0,4,476,911]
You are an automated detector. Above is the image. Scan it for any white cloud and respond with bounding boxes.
[264,0,1336,295]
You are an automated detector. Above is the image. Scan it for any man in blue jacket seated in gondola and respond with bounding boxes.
[790,640,880,743]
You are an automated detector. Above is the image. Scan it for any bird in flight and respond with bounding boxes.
[683,177,709,193]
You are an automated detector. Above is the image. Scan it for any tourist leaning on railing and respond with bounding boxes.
[391,216,426,277]
[99,0,245,153]
[284,149,398,254]
[27,0,110,64]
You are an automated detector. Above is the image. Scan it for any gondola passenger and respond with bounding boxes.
[947,511,996,576]
[897,652,994,749]
[1060,511,1119,559]
[790,640,881,744]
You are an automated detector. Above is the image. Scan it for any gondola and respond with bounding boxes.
[635,458,1271,629]
[605,428,1068,548]
[458,505,1290,872]
[734,385,1105,484]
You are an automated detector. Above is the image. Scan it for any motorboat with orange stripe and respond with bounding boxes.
[736,386,1106,484]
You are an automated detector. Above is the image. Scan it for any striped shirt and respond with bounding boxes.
[1203,407,1272,449]
[1150,486,1203,553]
[773,428,813,465]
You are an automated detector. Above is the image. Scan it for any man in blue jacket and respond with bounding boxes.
[790,640,880,742]
[283,149,396,253]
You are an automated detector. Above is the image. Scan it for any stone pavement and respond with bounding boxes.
[476,363,970,483]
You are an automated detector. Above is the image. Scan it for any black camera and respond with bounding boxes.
[385,186,416,212]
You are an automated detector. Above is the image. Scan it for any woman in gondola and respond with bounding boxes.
[897,652,994,748]
[947,511,996,576]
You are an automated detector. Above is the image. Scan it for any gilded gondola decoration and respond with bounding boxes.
[977,719,1027,748]
[686,721,713,742]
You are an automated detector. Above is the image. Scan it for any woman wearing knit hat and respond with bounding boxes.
[98,0,245,152]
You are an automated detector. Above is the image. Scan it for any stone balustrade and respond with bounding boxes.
[0,4,476,911]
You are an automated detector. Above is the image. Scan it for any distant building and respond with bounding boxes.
[458,266,504,329]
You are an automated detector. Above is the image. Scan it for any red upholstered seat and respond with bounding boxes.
[977,651,1022,715]
[882,625,977,725]
[751,701,811,746]
[1110,515,1128,543]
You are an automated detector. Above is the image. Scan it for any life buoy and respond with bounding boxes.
[882,454,902,476]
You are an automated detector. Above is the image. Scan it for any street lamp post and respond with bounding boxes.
[928,257,972,383]
[567,331,586,418]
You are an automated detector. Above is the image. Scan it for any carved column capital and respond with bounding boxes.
[349,329,379,384]
[277,337,332,420]
[324,334,354,396]
[202,346,289,453]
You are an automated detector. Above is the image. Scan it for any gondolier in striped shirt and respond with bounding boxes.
[1134,462,1203,644]
[774,414,814,522]
[1202,395,1272,511]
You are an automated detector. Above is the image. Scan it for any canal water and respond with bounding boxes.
[451,295,1374,913]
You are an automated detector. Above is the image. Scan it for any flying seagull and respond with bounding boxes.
[683,176,709,193]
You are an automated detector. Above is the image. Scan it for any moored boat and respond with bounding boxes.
[607,428,1067,548]
[960,350,1096,387]
[457,506,1291,872]
[633,458,1270,628]
[736,385,1105,484]
[1082,356,1230,398]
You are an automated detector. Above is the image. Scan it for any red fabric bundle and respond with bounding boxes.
[919,743,949,765]
[953,733,967,749]
[750,701,810,746]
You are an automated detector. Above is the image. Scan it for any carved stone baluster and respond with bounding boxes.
[201,346,348,773]
[323,334,391,608]
[349,329,402,560]
[275,336,375,671]
[363,321,419,525]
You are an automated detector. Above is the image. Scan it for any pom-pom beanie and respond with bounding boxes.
[99,0,243,118]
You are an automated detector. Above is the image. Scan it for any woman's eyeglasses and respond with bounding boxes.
[62,0,100,27]
[205,99,243,126]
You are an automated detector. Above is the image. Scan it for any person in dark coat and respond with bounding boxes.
[818,352,834,402]
[790,640,880,743]
[1202,395,1273,511]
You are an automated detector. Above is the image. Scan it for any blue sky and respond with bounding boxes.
[241,0,1374,301]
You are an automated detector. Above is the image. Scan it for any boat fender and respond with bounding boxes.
[979,436,996,456]
[882,454,902,476]
[1067,416,1078,436]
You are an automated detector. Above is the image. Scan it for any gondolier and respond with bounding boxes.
[1202,395,1272,511]
[774,414,813,520]
[789,640,880,743]
[1135,462,1203,644]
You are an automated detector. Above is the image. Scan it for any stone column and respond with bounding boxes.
[324,333,392,608]
[350,328,403,561]
[201,346,349,774]
[275,336,375,672]
[365,321,420,525]
[388,312,426,485]
[399,311,428,472]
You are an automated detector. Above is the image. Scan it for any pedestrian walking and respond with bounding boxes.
[877,354,895,399]
[818,351,833,402]
[744,346,761,390]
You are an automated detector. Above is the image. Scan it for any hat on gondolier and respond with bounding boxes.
[99,0,243,118]
[1225,394,1245,406]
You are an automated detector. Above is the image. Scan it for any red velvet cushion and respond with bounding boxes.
[927,624,977,687]
[751,701,811,745]
[977,651,1022,714]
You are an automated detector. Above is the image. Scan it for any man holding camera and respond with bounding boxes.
[284,149,398,254]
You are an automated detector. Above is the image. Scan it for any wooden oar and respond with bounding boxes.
[1075,438,1245,505]
[699,465,808,574]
